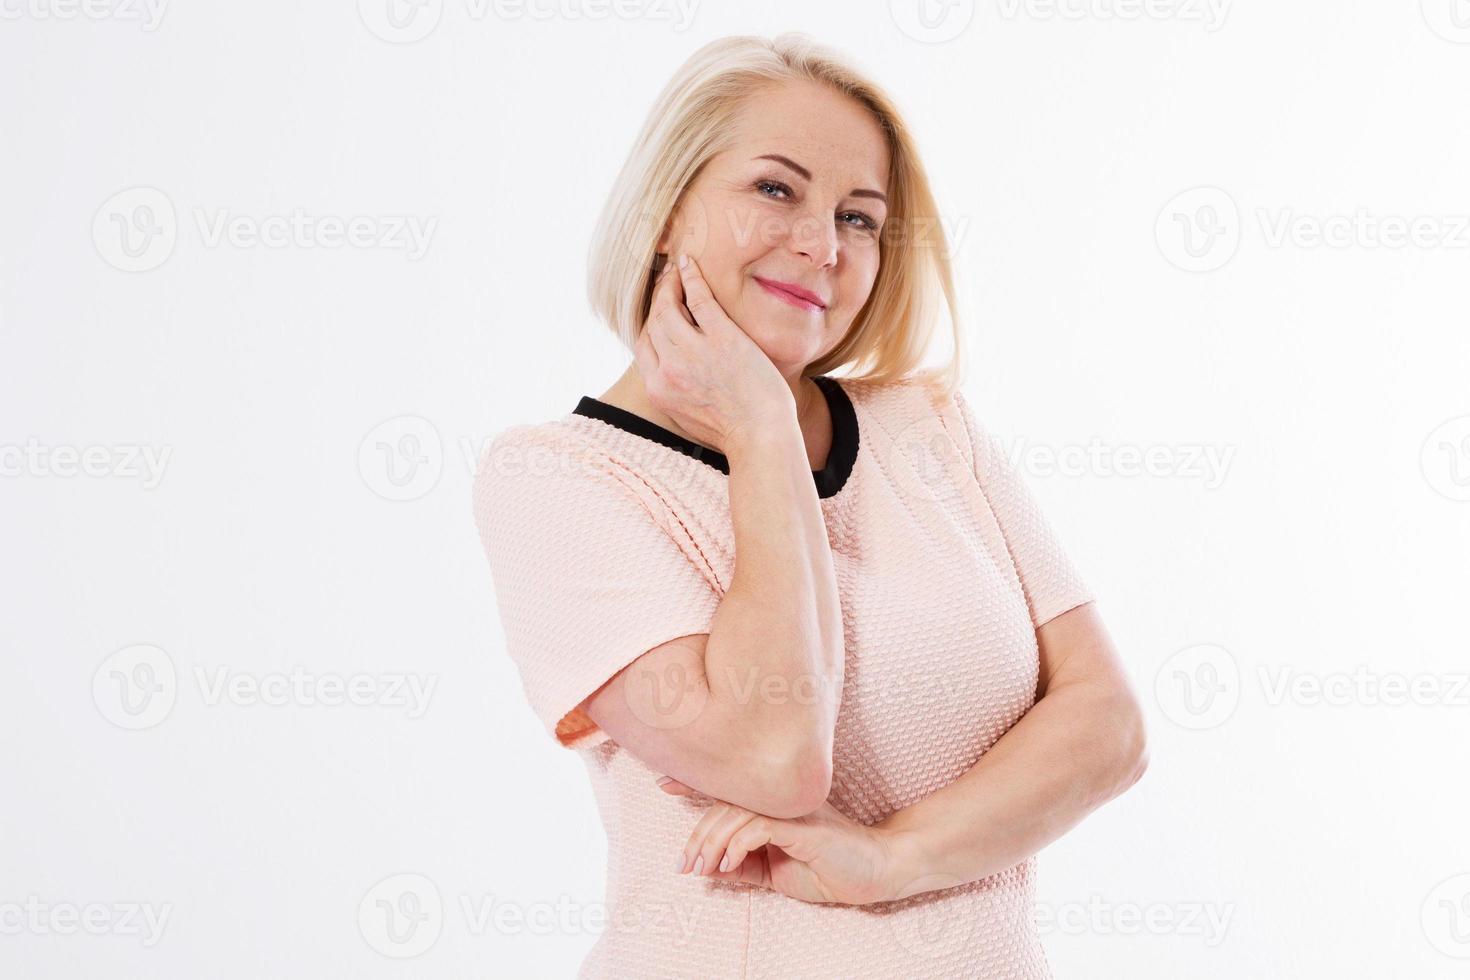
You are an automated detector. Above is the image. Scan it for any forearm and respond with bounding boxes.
[877,682,1148,901]
[703,410,845,771]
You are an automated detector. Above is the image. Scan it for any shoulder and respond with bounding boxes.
[470,416,695,547]
[837,373,978,462]
[834,372,961,417]
[470,419,614,528]
[474,418,584,484]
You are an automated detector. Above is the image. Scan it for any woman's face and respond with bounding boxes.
[657,79,891,377]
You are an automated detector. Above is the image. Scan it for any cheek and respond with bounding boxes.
[725,192,803,251]
[841,246,882,307]
[667,190,724,262]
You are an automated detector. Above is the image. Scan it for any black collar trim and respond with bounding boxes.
[572,375,859,499]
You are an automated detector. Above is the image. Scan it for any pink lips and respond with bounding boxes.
[754,276,827,312]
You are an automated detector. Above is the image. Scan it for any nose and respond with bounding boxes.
[786,207,839,269]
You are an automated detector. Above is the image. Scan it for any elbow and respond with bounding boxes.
[1113,696,1150,796]
[759,737,834,819]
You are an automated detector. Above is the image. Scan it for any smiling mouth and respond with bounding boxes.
[753,276,827,312]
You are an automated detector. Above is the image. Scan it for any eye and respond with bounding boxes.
[755,178,879,233]
[755,179,791,200]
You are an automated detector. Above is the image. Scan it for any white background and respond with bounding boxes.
[3,1,1469,978]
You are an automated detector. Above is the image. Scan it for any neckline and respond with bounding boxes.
[571,375,860,499]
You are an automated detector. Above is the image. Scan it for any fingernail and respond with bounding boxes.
[719,855,731,873]
[692,855,704,876]
[656,776,672,786]
[678,253,688,269]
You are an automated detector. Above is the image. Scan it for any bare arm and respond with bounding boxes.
[583,409,845,819]
[876,602,1150,898]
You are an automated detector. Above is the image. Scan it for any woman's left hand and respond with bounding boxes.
[657,777,903,906]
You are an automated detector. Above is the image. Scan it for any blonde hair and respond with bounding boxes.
[585,32,966,401]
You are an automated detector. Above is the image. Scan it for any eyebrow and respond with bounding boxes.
[753,154,888,205]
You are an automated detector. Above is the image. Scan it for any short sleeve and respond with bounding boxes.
[471,427,722,750]
[949,388,1095,629]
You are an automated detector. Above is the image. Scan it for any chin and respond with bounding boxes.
[753,339,825,373]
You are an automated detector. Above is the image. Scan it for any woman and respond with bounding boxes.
[473,32,1148,979]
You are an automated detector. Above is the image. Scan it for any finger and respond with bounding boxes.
[729,813,825,870]
[644,307,680,361]
[721,817,774,876]
[646,271,695,357]
[650,252,694,327]
[656,777,695,796]
[675,254,729,335]
[681,801,757,877]
[696,807,761,878]
[678,801,731,874]
[707,842,770,886]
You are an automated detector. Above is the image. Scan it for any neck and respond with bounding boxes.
[601,364,823,457]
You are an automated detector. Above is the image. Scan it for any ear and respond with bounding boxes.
[655,197,687,257]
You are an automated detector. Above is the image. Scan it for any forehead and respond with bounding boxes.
[723,80,890,191]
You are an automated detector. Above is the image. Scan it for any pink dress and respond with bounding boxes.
[471,373,1094,979]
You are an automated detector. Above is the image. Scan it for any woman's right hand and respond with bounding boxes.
[633,253,795,454]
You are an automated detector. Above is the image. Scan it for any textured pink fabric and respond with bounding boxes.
[472,375,1094,979]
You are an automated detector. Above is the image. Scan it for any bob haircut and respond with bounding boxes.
[585,32,966,401]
